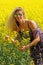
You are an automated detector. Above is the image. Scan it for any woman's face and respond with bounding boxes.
[14,11,25,23]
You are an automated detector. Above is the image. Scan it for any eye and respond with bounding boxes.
[18,14,22,16]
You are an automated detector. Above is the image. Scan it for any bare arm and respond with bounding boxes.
[20,20,40,51]
[25,36,40,49]
[26,20,40,48]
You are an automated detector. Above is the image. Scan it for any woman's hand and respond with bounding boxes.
[5,35,10,40]
[19,46,26,51]
[5,35,16,43]
[19,44,30,51]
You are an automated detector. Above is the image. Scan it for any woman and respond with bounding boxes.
[6,7,43,65]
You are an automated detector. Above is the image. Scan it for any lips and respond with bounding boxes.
[17,17,21,21]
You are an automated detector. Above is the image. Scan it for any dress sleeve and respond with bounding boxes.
[32,29,40,39]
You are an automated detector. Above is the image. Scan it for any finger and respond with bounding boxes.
[19,48,23,51]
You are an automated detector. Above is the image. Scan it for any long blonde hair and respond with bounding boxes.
[6,7,25,32]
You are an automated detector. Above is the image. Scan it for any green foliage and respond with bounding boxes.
[0,29,32,65]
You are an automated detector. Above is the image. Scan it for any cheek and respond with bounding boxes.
[16,17,20,21]
[16,16,20,19]
[16,16,24,20]
[20,16,24,19]
[20,16,22,19]
[17,16,22,20]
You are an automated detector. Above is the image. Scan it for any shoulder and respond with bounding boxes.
[26,19,37,30]
[25,19,37,25]
[25,19,36,24]
[28,20,36,24]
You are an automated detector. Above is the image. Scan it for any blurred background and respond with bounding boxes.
[0,0,43,65]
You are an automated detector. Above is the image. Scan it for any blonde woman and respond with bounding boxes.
[6,7,43,65]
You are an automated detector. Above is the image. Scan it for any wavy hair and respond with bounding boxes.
[6,7,25,32]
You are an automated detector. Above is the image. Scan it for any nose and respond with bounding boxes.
[17,15,20,17]
[17,15,20,19]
